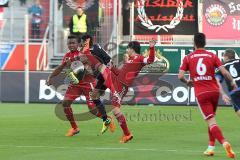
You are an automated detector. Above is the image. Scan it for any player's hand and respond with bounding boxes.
[222,94,231,105]
[64,57,72,67]
[82,38,90,52]
[186,80,193,87]
[123,53,129,62]
[149,39,156,47]
[109,61,114,68]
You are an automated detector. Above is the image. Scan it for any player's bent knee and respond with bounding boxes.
[206,116,216,126]
[112,106,122,117]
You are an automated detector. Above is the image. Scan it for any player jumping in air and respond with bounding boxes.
[216,49,240,116]
[80,39,156,143]
[46,35,115,137]
[178,33,237,158]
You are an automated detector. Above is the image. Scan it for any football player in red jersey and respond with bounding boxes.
[178,33,237,158]
[46,35,115,137]
[80,39,156,143]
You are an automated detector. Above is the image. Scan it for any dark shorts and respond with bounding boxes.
[230,91,240,112]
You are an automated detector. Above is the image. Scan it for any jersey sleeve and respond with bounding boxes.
[179,56,189,71]
[213,54,223,68]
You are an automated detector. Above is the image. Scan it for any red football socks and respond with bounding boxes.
[209,124,225,144]
[116,114,130,136]
[208,127,215,146]
[64,107,78,129]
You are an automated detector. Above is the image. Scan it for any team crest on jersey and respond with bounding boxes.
[205,4,227,26]
[142,49,169,73]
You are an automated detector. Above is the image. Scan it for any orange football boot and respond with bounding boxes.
[66,128,80,137]
[120,133,133,143]
[223,142,236,159]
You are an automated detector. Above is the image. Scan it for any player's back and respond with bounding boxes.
[118,54,145,86]
[187,50,221,96]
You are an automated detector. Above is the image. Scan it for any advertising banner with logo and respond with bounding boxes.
[122,0,198,35]
[0,71,228,106]
[203,0,240,39]
[0,43,44,71]
[118,45,240,73]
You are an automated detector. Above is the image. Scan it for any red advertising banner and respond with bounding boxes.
[203,0,240,40]
[0,43,46,71]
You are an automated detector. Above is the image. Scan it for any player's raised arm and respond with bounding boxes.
[143,39,156,64]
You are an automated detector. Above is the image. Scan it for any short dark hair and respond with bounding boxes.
[194,33,206,48]
[224,49,236,60]
[81,34,93,47]
[128,41,141,54]
[68,35,78,41]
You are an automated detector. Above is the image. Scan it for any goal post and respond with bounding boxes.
[24,14,29,104]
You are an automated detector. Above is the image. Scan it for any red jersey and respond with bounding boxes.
[111,47,155,86]
[62,50,95,84]
[180,49,222,96]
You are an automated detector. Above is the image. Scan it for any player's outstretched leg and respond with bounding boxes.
[112,107,133,143]
[207,118,235,158]
[62,100,80,137]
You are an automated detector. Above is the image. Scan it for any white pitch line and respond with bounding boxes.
[0,145,238,154]
[85,147,129,150]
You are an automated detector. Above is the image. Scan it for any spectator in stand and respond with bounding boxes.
[69,7,88,39]
[28,0,43,39]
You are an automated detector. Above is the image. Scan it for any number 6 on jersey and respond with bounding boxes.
[196,58,207,75]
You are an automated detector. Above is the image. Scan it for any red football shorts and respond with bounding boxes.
[64,82,95,108]
[102,67,128,107]
[196,91,220,120]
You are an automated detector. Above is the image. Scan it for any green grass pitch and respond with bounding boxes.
[0,103,239,160]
